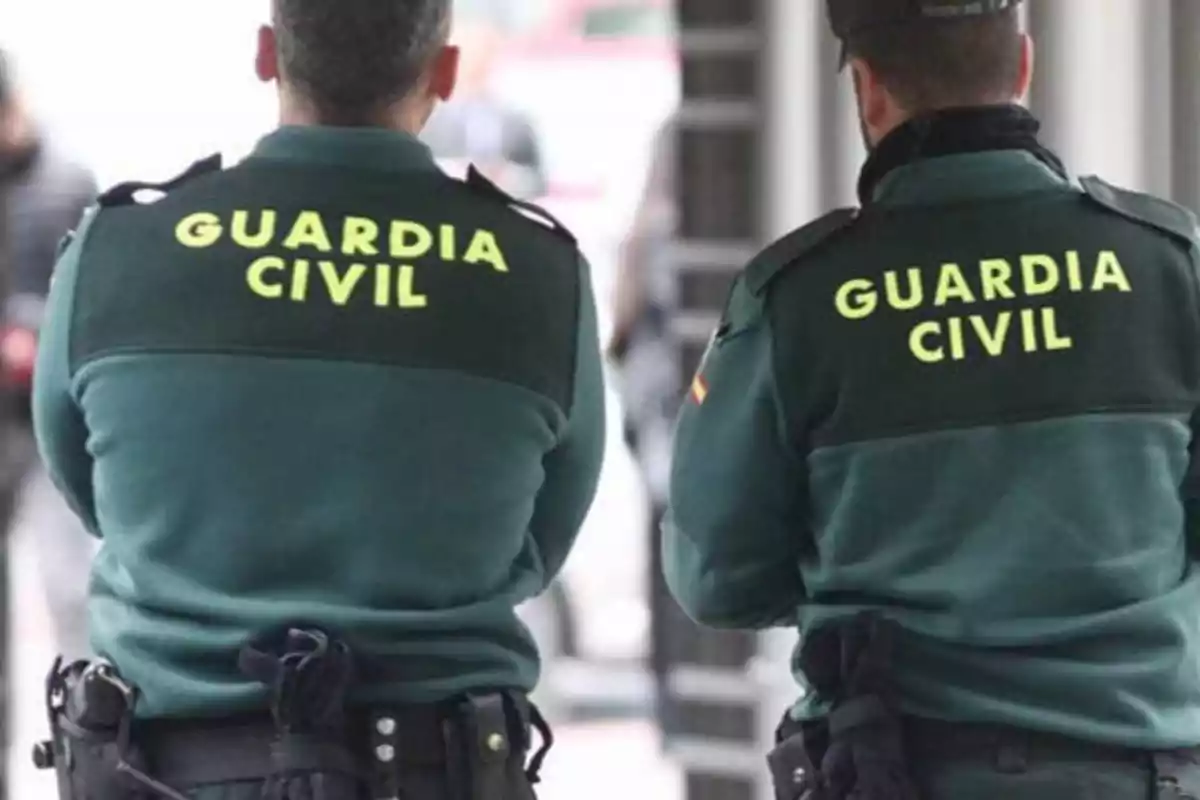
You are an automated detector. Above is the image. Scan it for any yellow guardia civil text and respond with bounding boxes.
[832,250,1132,363]
[174,210,511,308]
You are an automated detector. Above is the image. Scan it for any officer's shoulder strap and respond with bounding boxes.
[461,165,577,246]
[1080,175,1198,247]
[97,153,224,208]
[744,207,859,296]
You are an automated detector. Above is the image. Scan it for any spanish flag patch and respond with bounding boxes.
[689,327,719,405]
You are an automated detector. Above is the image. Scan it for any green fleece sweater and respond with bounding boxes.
[32,126,605,718]
[665,149,1200,749]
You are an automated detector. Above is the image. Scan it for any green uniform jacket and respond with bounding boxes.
[31,126,605,718]
[664,149,1200,749]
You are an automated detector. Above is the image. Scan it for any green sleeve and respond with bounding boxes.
[528,255,606,584]
[1188,410,1200,555]
[663,278,806,629]
[1187,239,1200,559]
[32,208,100,536]
[1179,229,1200,558]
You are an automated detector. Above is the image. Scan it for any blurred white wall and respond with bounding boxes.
[761,0,1200,226]
[0,0,276,187]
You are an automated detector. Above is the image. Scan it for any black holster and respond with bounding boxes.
[767,613,920,800]
[37,657,183,800]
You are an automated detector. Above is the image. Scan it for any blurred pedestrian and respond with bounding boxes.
[607,115,683,748]
[422,17,547,199]
[0,51,98,666]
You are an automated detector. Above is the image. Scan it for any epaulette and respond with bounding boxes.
[1080,175,1197,247]
[55,205,100,259]
[463,165,577,245]
[97,153,223,208]
[744,207,859,296]
[56,231,74,259]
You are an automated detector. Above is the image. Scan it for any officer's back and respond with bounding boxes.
[30,3,603,795]
[664,2,1200,798]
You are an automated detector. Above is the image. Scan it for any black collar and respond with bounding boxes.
[857,105,1067,205]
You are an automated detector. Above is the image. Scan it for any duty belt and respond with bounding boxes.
[767,614,1200,800]
[34,627,553,800]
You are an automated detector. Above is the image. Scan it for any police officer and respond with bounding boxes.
[30,1,605,798]
[663,1,1200,798]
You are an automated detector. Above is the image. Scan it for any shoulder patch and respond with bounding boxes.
[463,165,577,245]
[1080,175,1197,247]
[98,152,223,208]
[744,208,858,296]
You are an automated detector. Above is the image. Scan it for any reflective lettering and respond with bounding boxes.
[247,256,286,298]
[390,221,433,260]
[291,258,310,302]
[319,261,367,306]
[232,210,276,249]
[1092,251,1132,292]
[884,269,923,310]
[979,259,1015,301]
[397,265,428,308]
[176,212,222,248]
[835,279,878,320]
[343,217,380,256]
[1020,255,1059,295]
[463,230,509,273]
[934,263,977,306]
[909,321,944,363]
[283,211,333,252]
[970,312,1012,356]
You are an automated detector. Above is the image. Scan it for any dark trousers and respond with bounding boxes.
[48,723,541,800]
[904,720,1200,800]
[182,760,538,800]
[910,758,1191,800]
[776,714,1200,800]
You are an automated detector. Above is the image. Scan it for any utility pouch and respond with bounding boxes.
[465,694,514,800]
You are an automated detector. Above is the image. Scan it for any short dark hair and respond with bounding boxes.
[272,0,452,125]
[845,8,1022,110]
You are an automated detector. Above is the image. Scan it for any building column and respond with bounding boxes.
[1171,0,1200,212]
[1028,0,1156,191]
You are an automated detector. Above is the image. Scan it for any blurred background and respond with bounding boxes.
[0,1,1197,799]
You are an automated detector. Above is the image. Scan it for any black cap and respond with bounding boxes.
[828,0,1022,65]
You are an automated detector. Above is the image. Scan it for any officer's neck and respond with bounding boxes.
[277,93,427,136]
[867,95,1020,150]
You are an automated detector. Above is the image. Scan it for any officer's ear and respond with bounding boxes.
[255,25,280,84]
[1015,33,1034,103]
[427,44,460,102]
[848,58,893,139]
